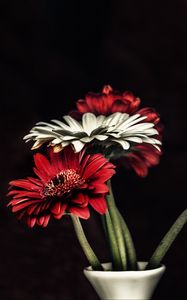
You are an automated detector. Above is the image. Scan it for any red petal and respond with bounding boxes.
[76,100,90,113]
[48,149,65,172]
[33,167,49,182]
[90,183,109,194]
[9,179,41,191]
[71,193,88,207]
[137,107,160,124]
[51,201,61,215]
[91,168,116,183]
[63,147,79,170]
[12,191,41,199]
[12,200,42,212]
[37,216,45,226]
[85,95,99,112]
[53,204,67,219]
[82,155,108,179]
[68,206,90,219]
[34,153,54,180]
[125,154,148,177]
[27,177,43,186]
[27,204,40,215]
[8,198,30,206]
[89,197,107,214]
[43,215,51,227]
[111,100,129,113]
[79,154,91,175]
[27,217,37,228]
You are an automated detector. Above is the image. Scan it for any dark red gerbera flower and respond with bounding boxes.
[71,85,141,118]
[7,147,115,228]
[70,85,163,177]
[117,144,162,177]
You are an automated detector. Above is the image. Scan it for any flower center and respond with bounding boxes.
[42,169,85,198]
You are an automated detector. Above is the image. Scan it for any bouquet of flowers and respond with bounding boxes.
[7,85,186,273]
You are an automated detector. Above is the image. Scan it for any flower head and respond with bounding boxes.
[70,85,140,118]
[7,147,115,227]
[24,112,161,154]
[70,85,163,177]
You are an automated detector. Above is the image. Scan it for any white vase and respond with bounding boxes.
[84,262,166,300]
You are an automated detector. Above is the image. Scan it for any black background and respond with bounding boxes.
[0,1,187,299]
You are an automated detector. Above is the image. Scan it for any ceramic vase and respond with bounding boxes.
[84,262,165,300]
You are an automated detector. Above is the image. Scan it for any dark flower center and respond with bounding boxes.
[42,169,85,198]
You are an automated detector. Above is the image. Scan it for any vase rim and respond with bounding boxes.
[84,261,166,275]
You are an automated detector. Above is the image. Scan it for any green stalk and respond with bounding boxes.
[117,210,138,270]
[146,209,187,270]
[71,215,103,271]
[101,212,122,270]
[106,180,127,270]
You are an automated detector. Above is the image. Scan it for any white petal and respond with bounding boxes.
[117,115,147,131]
[31,140,45,149]
[27,133,54,139]
[23,133,35,140]
[153,144,161,151]
[107,133,121,138]
[80,136,95,143]
[95,135,108,141]
[104,112,128,127]
[49,138,62,144]
[111,139,130,150]
[125,137,143,143]
[71,140,85,152]
[151,138,162,145]
[96,115,106,126]
[51,119,72,131]
[63,136,77,141]
[82,113,97,135]
[63,115,83,131]
[36,122,59,129]
[60,141,70,148]
[141,137,161,145]
[123,122,154,134]
[142,128,159,136]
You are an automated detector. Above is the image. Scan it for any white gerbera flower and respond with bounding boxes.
[23,112,161,153]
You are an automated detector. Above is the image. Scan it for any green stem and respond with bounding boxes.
[101,212,122,270]
[117,210,138,270]
[71,215,103,271]
[146,209,187,270]
[106,180,127,270]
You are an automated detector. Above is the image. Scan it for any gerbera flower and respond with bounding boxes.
[70,85,163,177]
[23,112,161,154]
[70,85,141,118]
[7,147,115,227]
[117,144,162,177]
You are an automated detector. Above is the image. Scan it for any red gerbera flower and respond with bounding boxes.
[117,144,162,177]
[71,85,141,118]
[70,85,163,177]
[7,147,115,228]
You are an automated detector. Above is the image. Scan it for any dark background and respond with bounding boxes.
[0,0,187,299]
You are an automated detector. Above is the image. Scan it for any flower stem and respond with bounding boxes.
[106,180,127,270]
[117,210,138,270]
[101,212,122,270]
[71,215,103,271]
[146,209,187,270]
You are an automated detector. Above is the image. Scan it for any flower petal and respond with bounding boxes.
[76,100,90,113]
[89,197,107,214]
[82,113,97,135]
[69,206,90,219]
